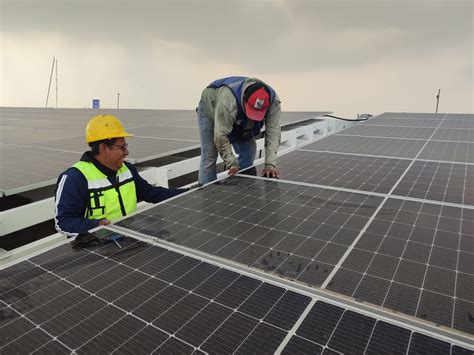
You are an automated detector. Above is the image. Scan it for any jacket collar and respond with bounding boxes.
[80,151,117,177]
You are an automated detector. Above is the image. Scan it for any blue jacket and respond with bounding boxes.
[55,152,186,237]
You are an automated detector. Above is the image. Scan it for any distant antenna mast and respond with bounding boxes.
[45,57,55,108]
[56,58,59,108]
[55,59,59,108]
[435,89,441,113]
[117,93,120,109]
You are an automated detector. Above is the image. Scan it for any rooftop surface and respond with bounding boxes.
[0,111,473,354]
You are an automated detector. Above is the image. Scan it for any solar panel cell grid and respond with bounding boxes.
[1,233,314,354]
[433,128,474,143]
[376,112,447,120]
[305,135,426,158]
[257,151,411,194]
[365,118,441,127]
[440,119,474,130]
[326,198,474,334]
[393,161,474,205]
[307,113,474,167]
[118,177,383,288]
[285,300,467,355]
[418,141,474,164]
[1,228,472,353]
[281,335,324,354]
[3,110,474,351]
[338,125,435,139]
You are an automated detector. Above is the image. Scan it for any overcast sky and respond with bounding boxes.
[1,0,472,117]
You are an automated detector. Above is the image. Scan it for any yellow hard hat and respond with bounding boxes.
[85,114,133,143]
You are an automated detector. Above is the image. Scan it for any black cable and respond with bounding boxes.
[322,114,370,122]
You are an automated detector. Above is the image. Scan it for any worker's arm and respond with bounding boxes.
[214,94,239,169]
[263,95,282,169]
[127,163,187,203]
[54,168,101,237]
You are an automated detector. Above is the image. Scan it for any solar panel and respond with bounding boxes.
[417,141,474,164]
[303,114,474,163]
[338,125,436,140]
[255,150,411,193]
[1,229,470,353]
[303,135,427,158]
[440,119,474,130]
[31,134,200,161]
[432,128,474,143]
[330,198,473,334]
[127,125,200,140]
[286,301,469,355]
[365,118,441,128]
[116,176,383,288]
[393,160,474,205]
[0,148,82,194]
[376,112,447,120]
[0,230,312,353]
[0,127,82,145]
[0,143,67,164]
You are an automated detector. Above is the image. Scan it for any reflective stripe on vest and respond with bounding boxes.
[208,76,276,143]
[73,161,137,221]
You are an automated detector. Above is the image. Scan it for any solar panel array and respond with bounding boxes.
[1,230,470,354]
[274,112,474,334]
[1,111,473,353]
[0,107,329,196]
[112,112,473,338]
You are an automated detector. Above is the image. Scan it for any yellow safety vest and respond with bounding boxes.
[73,161,137,221]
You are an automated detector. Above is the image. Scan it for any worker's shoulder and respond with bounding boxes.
[57,165,87,185]
[62,164,83,175]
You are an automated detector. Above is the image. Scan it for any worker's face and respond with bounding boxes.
[104,137,129,170]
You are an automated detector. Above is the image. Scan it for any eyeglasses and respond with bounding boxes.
[107,143,128,151]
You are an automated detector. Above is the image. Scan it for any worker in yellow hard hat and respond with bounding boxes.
[54,114,187,239]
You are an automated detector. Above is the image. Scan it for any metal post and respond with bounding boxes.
[117,93,120,109]
[45,57,55,108]
[435,89,440,114]
[55,59,58,108]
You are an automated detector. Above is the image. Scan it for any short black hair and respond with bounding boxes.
[89,138,118,156]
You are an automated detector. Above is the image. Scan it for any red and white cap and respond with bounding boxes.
[244,87,270,121]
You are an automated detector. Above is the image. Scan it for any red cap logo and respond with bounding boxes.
[245,87,270,121]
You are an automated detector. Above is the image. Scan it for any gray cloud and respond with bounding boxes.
[1,0,472,114]
[3,0,471,73]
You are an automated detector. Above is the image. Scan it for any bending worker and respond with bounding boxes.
[55,114,187,237]
[197,76,281,184]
